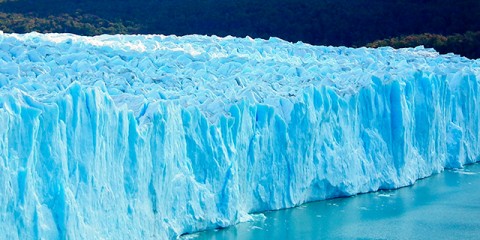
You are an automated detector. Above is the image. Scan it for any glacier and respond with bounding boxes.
[0,32,479,239]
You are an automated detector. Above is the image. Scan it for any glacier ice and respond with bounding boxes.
[0,32,479,239]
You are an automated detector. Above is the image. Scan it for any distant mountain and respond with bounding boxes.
[0,0,479,58]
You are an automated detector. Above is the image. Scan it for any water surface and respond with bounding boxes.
[187,163,480,239]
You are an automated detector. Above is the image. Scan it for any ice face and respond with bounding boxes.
[0,32,479,239]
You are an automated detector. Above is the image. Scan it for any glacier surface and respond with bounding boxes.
[0,32,479,239]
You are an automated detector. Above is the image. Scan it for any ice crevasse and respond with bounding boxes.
[0,32,479,239]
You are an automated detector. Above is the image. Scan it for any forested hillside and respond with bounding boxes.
[0,0,479,58]
[368,32,480,59]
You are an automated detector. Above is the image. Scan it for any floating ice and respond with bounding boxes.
[0,32,479,239]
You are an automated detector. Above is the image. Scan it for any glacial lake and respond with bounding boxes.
[185,163,480,240]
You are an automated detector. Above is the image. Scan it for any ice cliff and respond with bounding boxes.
[0,32,479,239]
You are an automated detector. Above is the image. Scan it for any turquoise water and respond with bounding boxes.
[186,163,480,240]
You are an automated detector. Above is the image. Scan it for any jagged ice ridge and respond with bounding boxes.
[0,32,479,239]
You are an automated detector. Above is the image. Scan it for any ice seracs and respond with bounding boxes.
[0,32,479,239]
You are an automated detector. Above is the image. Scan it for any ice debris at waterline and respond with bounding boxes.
[0,32,479,239]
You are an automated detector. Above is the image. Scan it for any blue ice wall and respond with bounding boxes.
[0,33,479,239]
